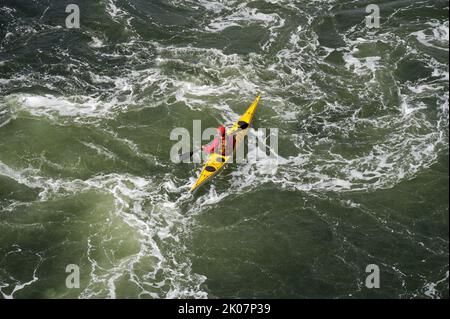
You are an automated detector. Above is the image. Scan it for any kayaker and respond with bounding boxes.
[203,126,227,155]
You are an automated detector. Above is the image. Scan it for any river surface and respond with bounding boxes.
[0,0,448,298]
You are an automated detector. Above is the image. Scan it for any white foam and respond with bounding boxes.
[196,0,231,13]
[0,249,42,299]
[205,7,284,33]
[89,36,105,48]
[423,270,449,299]
[343,50,381,78]
[1,0,448,298]
[105,0,127,18]
[0,160,208,298]
[401,100,428,116]
[11,94,111,119]
[411,20,449,51]
[81,142,117,160]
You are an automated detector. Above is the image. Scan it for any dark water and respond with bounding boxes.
[0,0,448,298]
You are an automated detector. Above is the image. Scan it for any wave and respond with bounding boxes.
[0,0,448,298]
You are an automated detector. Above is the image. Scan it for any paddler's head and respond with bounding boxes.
[217,125,226,137]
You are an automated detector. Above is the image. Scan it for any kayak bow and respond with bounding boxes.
[190,95,261,193]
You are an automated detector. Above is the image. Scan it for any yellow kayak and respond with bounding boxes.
[190,95,261,193]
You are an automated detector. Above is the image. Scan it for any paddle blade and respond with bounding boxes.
[178,150,194,162]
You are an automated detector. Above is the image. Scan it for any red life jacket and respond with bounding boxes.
[203,127,233,155]
[203,138,219,154]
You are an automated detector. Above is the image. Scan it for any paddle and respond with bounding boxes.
[178,122,249,162]
[178,149,197,162]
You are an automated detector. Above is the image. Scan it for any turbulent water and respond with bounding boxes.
[0,0,448,299]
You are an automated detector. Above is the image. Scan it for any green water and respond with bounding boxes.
[0,0,448,298]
